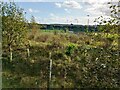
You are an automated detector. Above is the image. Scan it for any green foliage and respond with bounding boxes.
[2,2,28,48]
[64,27,69,33]
[30,15,40,40]
[65,43,77,56]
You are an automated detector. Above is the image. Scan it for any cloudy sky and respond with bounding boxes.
[4,0,118,25]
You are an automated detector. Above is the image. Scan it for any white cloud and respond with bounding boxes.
[28,8,39,13]
[85,2,112,16]
[63,1,82,9]
[81,0,118,3]
[28,8,33,12]
[84,1,118,25]
[43,13,97,25]
[4,0,118,2]
[34,17,41,23]
[43,16,95,25]
[84,0,118,16]
[50,13,55,17]
[55,0,82,9]
[64,8,70,13]
[55,3,62,8]
[86,0,109,4]
[85,3,107,16]
[45,13,66,24]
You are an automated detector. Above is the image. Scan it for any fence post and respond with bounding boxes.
[27,48,30,58]
[47,52,52,90]
[26,40,30,58]
[9,45,13,62]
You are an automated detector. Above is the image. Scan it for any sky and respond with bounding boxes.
[3,0,118,25]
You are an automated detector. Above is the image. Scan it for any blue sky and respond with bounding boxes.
[4,0,117,25]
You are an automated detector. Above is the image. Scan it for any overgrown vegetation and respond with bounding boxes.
[1,1,120,88]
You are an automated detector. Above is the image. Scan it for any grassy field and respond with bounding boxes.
[2,30,120,88]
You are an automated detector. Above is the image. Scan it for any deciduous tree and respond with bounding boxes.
[1,2,28,61]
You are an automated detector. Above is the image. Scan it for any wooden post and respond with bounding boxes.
[9,45,13,62]
[10,51,12,62]
[47,52,52,90]
[26,40,30,58]
[27,48,30,57]
[49,56,52,85]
